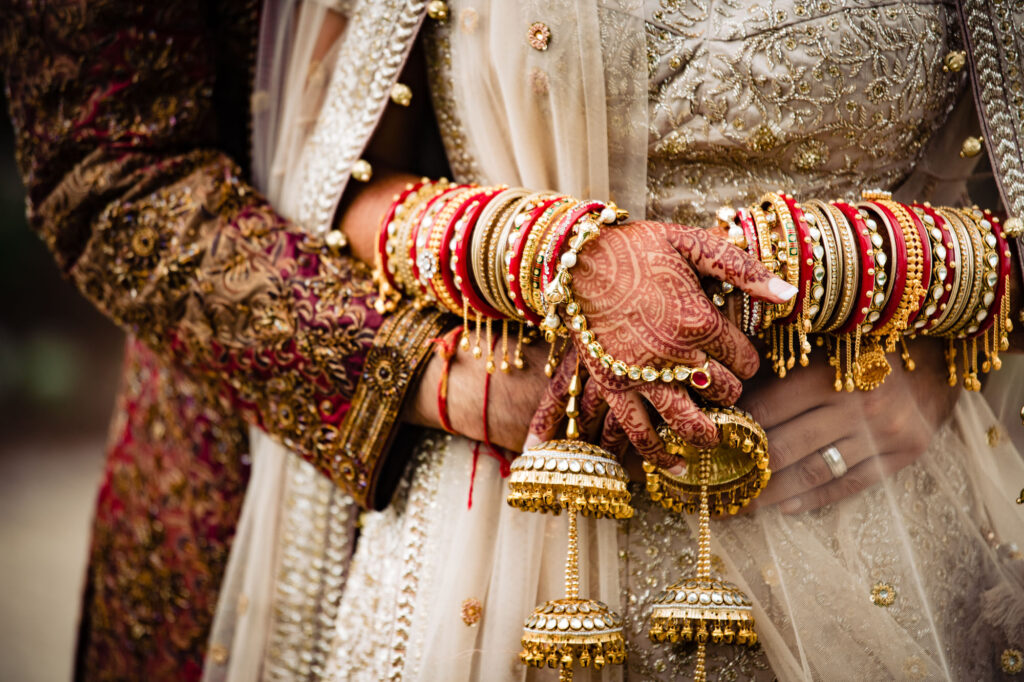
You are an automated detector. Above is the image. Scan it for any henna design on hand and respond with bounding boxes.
[577,376,608,443]
[600,409,630,459]
[566,220,794,463]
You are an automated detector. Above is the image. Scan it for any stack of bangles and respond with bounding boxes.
[373,180,1019,397]
[719,189,1017,392]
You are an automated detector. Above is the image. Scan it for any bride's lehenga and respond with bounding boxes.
[205,1,1024,680]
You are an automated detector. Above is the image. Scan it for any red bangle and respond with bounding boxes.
[508,197,561,324]
[409,186,468,299]
[832,201,878,335]
[903,202,933,327]
[861,201,907,333]
[779,193,814,326]
[378,180,428,292]
[912,204,956,334]
[433,188,499,312]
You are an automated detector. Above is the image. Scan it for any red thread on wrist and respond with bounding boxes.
[430,325,464,435]
[467,330,511,509]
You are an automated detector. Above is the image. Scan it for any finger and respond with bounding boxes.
[763,404,853,471]
[692,357,744,406]
[748,433,869,509]
[642,381,718,449]
[695,307,761,380]
[577,375,608,443]
[527,350,577,441]
[776,450,917,514]
[600,409,630,459]
[665,226,797,303]
[740,369,841,430]
[605,390,681,470]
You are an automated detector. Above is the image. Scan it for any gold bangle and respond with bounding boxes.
[394,181,451,299]
[518,198,573,319]
[760,193,799,323]
[471,188,527,316]
[822,200,858,333]
[950,207,996,337]
[802,201,840,332]
[930,208,972,336]
[871,198,925,344]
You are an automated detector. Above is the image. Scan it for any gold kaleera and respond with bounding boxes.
[645,408,768,682]
[507,367,632,680]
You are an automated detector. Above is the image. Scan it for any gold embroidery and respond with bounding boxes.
[1003,649,1024,674]
[871,582,897,607]
[210,643,229,665]
[336,303,451,508]
[987,425,1002,447]
[461,597,483,625]
[527,22,551,51]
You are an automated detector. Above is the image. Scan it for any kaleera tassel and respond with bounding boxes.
[508,366,632,680]
[645,408,767,682]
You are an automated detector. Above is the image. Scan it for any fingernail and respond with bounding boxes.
[523,433,541,451]
[769,278,799,301]
[667,462,687,476]
[779,497,801,514]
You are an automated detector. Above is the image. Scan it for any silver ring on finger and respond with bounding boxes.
[818,444,847,479]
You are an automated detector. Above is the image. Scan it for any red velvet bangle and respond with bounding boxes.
[378,180,428,291]
[859,202,906,333]
[433,188,499,311]
[453,192,509,320]
[912,204,956,334]
[903,202,933,327]
[508,197,561,324]
[832,201,877,335]
[778,193,814,326]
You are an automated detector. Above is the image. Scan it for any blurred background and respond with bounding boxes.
[0,92,123,680]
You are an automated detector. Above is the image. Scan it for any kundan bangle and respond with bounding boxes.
[913,204,956,334]
[802,201,841,332]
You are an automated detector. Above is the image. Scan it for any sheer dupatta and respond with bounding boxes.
[203,3,361,680]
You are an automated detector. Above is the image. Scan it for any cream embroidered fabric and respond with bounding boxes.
[207,0,1024,680]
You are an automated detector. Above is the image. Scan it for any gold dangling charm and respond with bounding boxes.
[645,408,765,682]
[508,366,632,680]
[852,335,891,391]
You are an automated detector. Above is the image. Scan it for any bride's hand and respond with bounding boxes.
[569,220,797,469]
[741,338,958,514]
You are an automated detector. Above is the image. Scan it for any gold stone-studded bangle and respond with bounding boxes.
[821,200,858,333]
[927,207,969,336]
[760,192,800,323]
[871,197,925,348]
[802,201,841,332]
[948,208,991,338]
[518,198,573,320]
